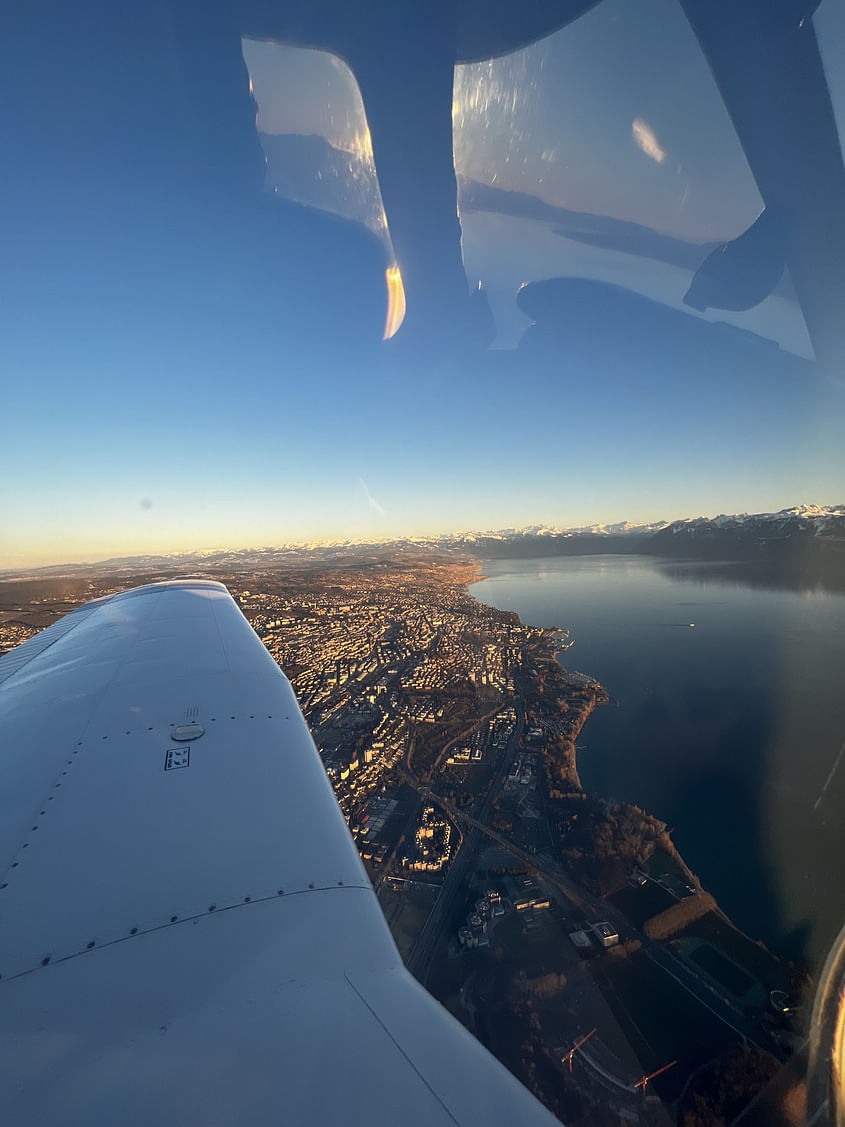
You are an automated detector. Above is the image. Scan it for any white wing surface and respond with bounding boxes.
[0,580,557,1126]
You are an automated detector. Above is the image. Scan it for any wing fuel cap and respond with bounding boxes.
[171,723,205,741]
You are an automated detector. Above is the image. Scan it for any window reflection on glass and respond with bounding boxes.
[242,40,388,241]
[242,40,405,338]
[453,0,812,356]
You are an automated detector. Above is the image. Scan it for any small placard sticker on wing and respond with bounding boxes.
[165,747,190,771]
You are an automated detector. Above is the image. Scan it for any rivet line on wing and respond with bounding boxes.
[0,882,372,983]
[0,747,83,890]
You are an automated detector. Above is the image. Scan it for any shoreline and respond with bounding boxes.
[466,558,605,796]
[464,555,794,971]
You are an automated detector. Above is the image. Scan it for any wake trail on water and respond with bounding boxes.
[814,736,845,812]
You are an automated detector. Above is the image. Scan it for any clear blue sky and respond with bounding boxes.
[2,1,844,568]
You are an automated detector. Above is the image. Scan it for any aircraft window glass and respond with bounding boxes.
[815,0,845,153]
[453,0,813,357]
[242,40,389,243]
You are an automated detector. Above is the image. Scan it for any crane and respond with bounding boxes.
[562,1028,597,1073]
[634,1060,676,1092]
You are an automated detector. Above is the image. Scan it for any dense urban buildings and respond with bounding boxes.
[0,553,807,1125]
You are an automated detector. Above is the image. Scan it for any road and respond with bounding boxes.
[403,707,781,1056]
[405,699,525,983]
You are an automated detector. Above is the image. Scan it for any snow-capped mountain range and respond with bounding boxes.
[451,505,845,543]
[4,506,844,581]
[656,503,845,535]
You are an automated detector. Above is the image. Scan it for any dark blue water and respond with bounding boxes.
[471,555,845,973]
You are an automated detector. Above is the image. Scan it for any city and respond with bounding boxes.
[0,554,808,1126]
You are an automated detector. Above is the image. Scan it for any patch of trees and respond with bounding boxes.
[643,893,715,939]
[546,764,580,800]
[460,629,492,647]
[516,972,567,1000]
[556,800,670,896]
[679,1046,781,1127]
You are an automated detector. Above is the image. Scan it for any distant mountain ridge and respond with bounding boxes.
[644,504,845,558]
[3,506,843,582]
[457,506,845,592]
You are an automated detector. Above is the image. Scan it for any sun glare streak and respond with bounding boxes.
[453,48,542,191]
[347,127,374,164]
[383,265,406,339]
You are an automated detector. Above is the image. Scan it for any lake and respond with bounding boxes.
[471,554,845,974]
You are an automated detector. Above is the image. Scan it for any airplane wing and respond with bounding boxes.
[0,580,557,1126]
